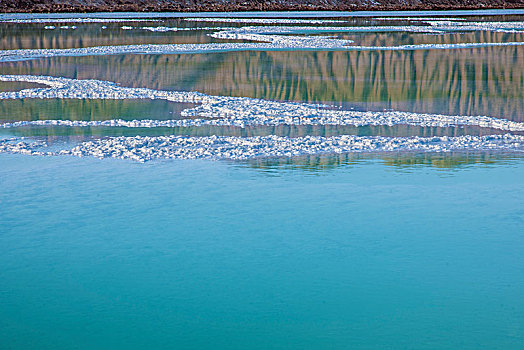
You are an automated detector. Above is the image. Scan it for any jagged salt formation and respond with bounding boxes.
[0,137,52,156]
[1,135,523,162]
[1,75,524,132]
[0,74,206,102]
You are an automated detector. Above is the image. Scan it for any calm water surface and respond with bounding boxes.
[1,154,523,349]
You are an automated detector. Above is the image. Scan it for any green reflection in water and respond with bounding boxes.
[0,21,240,50]
[0,81,47,91]
[314,31,524,46]
[1,42,521,120]
[244,151,522,173]
[0,123,507,139]
[0,98,196,122]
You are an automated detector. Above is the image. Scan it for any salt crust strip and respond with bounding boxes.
[1,75,523,132]
[1,134,522,162]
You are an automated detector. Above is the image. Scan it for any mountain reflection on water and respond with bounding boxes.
[245,151,522,173]
[0,15,523,164]
[1,38,522,120]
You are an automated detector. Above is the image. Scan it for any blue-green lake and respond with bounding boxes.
[0,10,523,349]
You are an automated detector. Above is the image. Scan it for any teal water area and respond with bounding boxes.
[1,154,523,349]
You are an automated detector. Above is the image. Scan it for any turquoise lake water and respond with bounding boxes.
[1,154,523,349]
[1,11,524,349]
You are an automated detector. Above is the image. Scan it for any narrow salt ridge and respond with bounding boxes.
[43,25,78,30]
[362,19,524,33]
[184,18,346,24]
[140,26,231,32]
[426,21,524,33]
[207,26,357,45]
[0,37,521,63]
[59,26,77,29]
[0,18,162,23]
[373,17,467,21]
[1,134,523,162]
[1,75,524,132]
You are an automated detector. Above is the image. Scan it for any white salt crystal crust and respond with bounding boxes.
[1,134,523,162]
[1,75,523,132]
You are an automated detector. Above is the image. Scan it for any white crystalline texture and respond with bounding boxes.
[1,75,523,132]
[207,26,356,47]
[1,135,523,162]
[370,18,524,33]
[0,75,206,102]
[0,137,52,156]
[140,26,230,32]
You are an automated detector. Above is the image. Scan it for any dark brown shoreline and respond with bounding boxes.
[2,0,523,14]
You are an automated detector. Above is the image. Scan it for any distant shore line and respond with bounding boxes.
[2,1,524,14]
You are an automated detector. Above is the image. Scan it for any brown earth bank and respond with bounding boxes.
[1,0,523,13]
